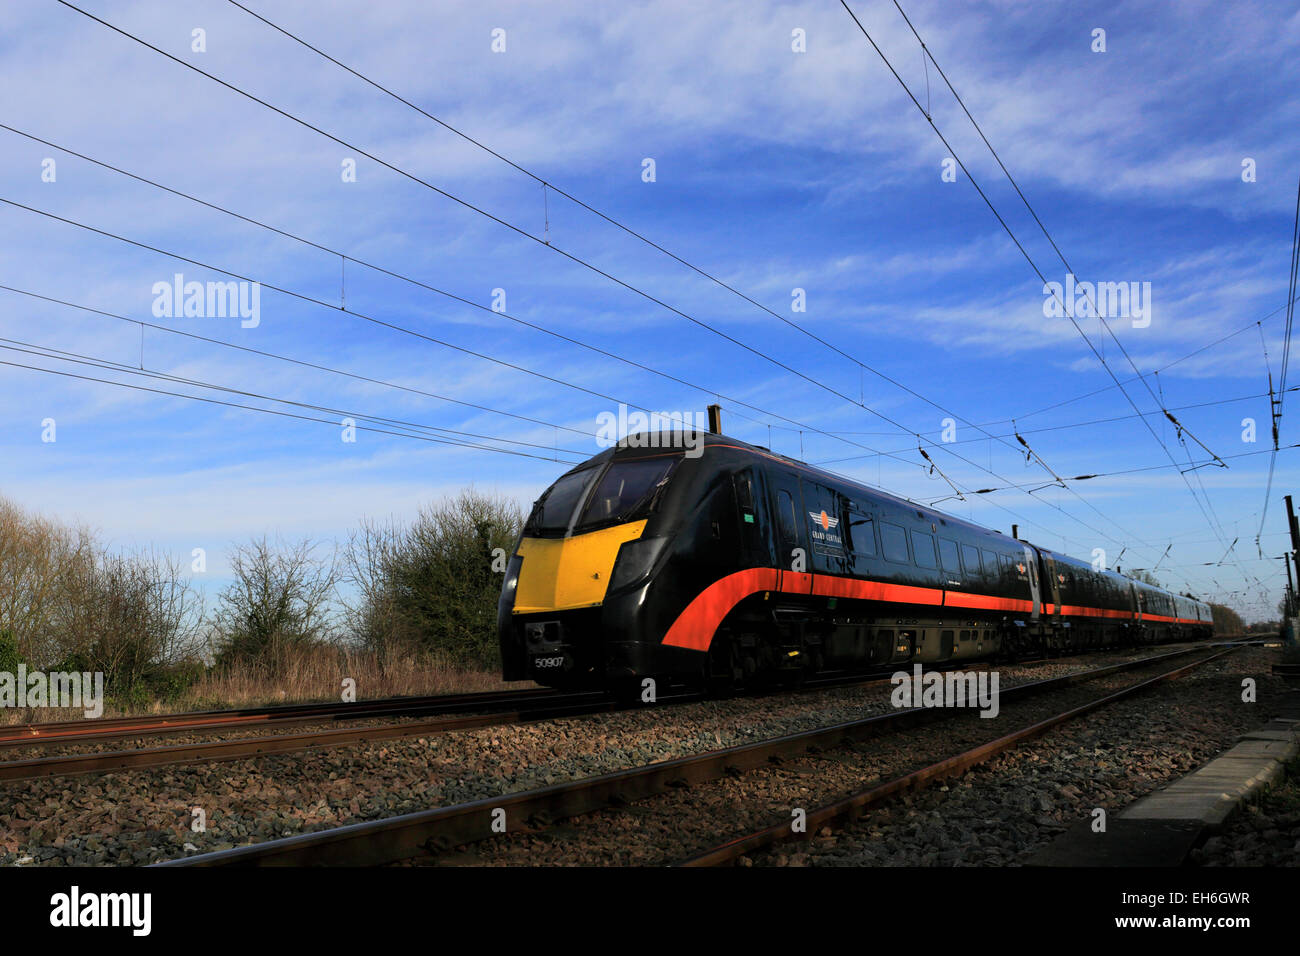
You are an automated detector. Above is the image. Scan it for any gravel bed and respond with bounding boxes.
[442,647,1270,866]
[0,641,1249,866]
[0,643,1205,766]
[760,647,1289,866]
[1192,756,1300,866]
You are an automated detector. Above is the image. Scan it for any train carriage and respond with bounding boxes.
[498,431,1214,692]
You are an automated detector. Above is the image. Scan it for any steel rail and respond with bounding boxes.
[0,699,629,783]
[5,636,1247,752]
[0,686,576,749]
[0,664,1001,781]
[158,643,1244,867]
[675,646,1242,866]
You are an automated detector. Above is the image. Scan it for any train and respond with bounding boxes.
[497,430,1214,694]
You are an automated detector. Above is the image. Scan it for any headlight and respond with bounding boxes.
[502,554,522,596]
[608,537,668,592]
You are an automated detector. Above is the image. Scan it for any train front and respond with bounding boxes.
[497,443,688,691]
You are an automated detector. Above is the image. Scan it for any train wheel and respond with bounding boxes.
[706,629,741,697]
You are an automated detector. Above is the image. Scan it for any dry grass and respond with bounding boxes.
[0,644,528,725]
[185,645,520,710]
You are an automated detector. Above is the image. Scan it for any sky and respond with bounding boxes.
[0,0,1297,621]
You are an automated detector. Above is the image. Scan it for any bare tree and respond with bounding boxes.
[211,536,337,672]
[0,496,93,663]
[45,547,204,689]
[338,517,403,659]
[342,489,522,668]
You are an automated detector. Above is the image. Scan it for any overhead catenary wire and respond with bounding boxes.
[0,348,589,465]
[998,307,1296,425]
[842,0,1256,592]
[0,284,601,442]
[222,0,1189,570]
[815,386,1289,464]
[0,334,594,460]
[47,0,1180,573]
[1255,172,1300,554]
[0,189,1177,575]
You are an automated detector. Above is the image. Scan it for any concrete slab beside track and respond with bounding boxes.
[1028,688,1300,866]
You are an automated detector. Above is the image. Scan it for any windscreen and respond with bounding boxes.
[524,457,678,536]
[526,466,601,535]
[578,458,676,528]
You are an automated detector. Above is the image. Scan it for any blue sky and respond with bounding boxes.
[1,0,1297,621]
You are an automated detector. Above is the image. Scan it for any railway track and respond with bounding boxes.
[0,685,580,750]
[7,636,1252,754]
[0,696,628,782]
[0,642,1228,783]
[677,648,1239,866]
[0,662,992,782]
[158,641,1253,867]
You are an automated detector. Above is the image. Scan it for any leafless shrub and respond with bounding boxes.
[210,536,337,674]
[44,547,204,688]
[0,496,93,663]
[340,489,522,668]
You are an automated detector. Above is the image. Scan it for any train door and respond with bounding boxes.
[732,467,769,570]
[801,479,850,577]
[1022,544,1041,620]
[766,467,811,594]
[1042,554,1061,618]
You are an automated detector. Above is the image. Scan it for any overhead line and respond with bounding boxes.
[0,283,597,442]
[0,127,958,479]
[222,0,1171,564]
[0,349,587,464]
[50,0,1168,565]
[0,335,592,460]
[843,0,1247,588]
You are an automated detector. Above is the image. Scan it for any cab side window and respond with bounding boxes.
[777,490,797,543]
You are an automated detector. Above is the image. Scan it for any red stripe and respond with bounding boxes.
[1056,604,1132,620]
[660,569,1208,652]
[809,575,945,606]
[661,568,780,651]
[946,591,1034,613]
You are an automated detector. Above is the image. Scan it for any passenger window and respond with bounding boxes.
[881,522,910,564]
[981,549,999,577]
[938,538,960,572]
[848,510,876,557]
[961,543,981,575]
[911,530,938,569]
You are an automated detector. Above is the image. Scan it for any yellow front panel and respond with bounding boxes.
[513,520,649,613]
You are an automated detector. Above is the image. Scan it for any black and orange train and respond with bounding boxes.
[498,432,1214,693]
